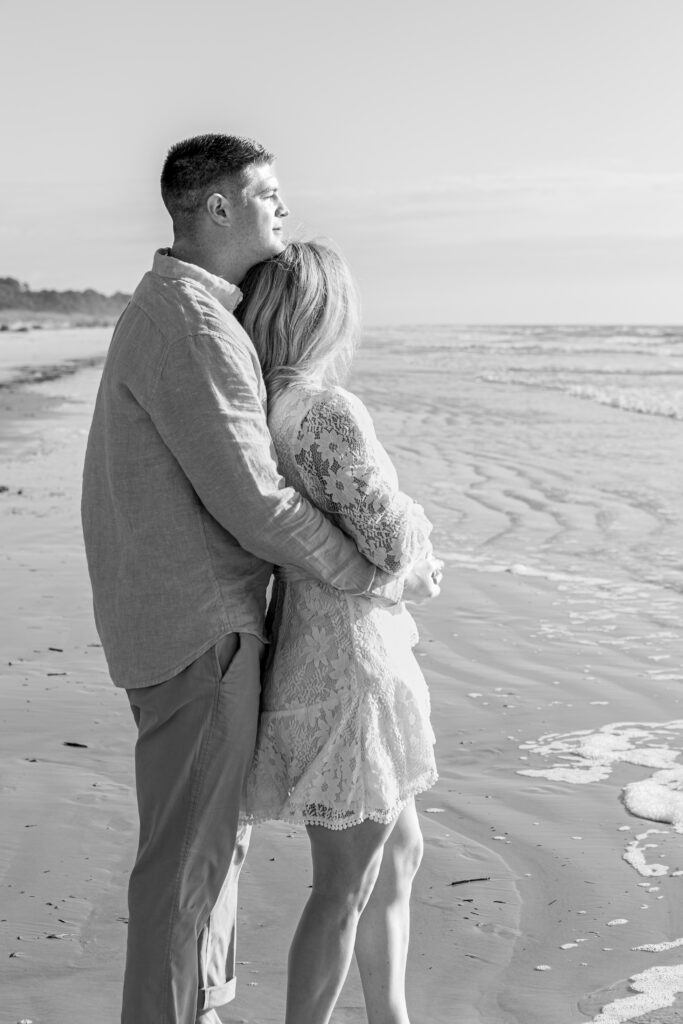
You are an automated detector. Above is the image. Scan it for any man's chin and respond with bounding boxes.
[251,238,286,267]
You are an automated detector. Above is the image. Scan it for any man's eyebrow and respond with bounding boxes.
[257,181,279,194]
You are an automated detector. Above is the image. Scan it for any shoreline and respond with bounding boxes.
[0,311,121,331]
[0,354,107,390]
[0,325,111,388]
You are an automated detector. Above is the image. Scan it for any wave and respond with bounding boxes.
[462,342,681,356]
[568,384,683,420]
[366,324,683,359]
[438,552,614,587]
[480,372,683,420]
[0,355,106,389]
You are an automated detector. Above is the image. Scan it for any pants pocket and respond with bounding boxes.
[214,633,240,681]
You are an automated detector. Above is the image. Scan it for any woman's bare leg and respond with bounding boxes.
[354,800,424,1024]
[285,817,396,1024]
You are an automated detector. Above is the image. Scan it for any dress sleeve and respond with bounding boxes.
[293,390,432,574]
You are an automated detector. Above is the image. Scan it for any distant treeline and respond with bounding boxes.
[0,277,130,317]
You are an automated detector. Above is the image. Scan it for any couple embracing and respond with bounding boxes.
[81,133,443,1024]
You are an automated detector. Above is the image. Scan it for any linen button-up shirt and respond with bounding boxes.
[82,249,400,689]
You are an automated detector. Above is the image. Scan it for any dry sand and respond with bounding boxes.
[2,341,683,1023]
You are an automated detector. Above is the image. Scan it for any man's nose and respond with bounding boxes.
[276,197,289,218]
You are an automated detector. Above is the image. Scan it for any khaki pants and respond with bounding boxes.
[122,633,263,1024]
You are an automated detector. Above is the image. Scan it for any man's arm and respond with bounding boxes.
[146,329,391,596]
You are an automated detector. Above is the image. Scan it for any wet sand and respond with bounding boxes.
[2,329,683,1023]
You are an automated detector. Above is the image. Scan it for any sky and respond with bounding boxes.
[1,0,682,324]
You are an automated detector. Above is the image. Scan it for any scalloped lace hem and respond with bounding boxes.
[241,770,439,831]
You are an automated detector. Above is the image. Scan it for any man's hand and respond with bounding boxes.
[403,554,444,604]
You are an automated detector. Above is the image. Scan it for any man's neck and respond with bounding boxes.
[169,239,245,285]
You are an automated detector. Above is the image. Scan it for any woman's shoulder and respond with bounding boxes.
[270,383,368,431]
[303,385,372,433]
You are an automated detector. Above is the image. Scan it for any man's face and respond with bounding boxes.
[228,163,289,266]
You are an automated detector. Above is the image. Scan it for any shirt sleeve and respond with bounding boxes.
[293,390,432,574]
[146,327,379,594]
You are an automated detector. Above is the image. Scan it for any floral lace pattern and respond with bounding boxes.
[242,386,438,829]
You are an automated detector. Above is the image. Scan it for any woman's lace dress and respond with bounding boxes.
[243,385,438,830]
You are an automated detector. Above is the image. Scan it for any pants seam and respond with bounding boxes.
[160,657,224,1022]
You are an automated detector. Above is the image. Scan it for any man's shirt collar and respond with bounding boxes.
[153,248,243,313]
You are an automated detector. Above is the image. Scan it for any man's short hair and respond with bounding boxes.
[160,134,275,225]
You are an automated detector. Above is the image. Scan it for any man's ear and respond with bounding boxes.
[206,192,232,227]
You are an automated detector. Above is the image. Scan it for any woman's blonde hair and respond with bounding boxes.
[236,241,360,400]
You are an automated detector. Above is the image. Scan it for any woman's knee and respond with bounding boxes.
[308,821,392,909]
[403,825,424,879]
[386,808,424,888]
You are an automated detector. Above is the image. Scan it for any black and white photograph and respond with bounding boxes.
[2,3,683,1023]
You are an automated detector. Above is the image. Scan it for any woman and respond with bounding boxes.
[237,241,441,1024]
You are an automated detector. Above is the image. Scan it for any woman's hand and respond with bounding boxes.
[402,554,444,604]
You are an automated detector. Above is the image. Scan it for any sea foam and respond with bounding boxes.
[568,383,683,420]
[590,965,683,1024]
[518,721,683,784]
[622,830,670,877]
[518,721,683,875]
[622,768,683,832]
[479,371,683,420]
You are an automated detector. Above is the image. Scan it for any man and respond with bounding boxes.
[81,134,440,1024]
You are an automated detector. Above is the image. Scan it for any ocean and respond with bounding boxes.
[354,323,683,604]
